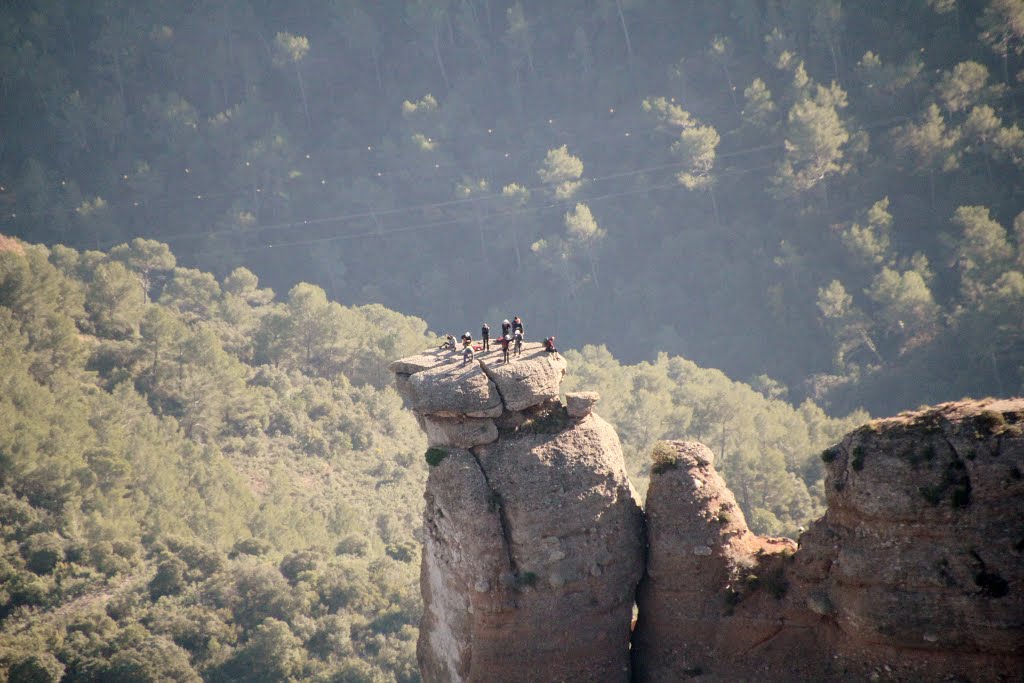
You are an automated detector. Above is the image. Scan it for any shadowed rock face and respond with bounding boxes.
[796,399,1024,679]
[391,345,644,683]
[394,343,1024,682]
[633,400,1024,682]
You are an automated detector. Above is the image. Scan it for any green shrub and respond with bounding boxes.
[516,571,537,587]
[977,409,1007,435]
[519,406,570,434]
[24,532,64,575]
[424,447,448,467]
[231,538,271,557]
[280,549,321,583]
[851,445,866,471]
[149,557,188,599]
[89,541,130,576]
[385,541,417,563]
[651,441,680,474]
[335,533,370,557]
[7,572,48,607]
[9,652,65,683]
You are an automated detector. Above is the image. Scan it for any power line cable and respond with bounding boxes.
[0,105,920,229]
[193,160,780,258]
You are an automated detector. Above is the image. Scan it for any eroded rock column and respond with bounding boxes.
[391,343,645,683]
[632,400,1024,682]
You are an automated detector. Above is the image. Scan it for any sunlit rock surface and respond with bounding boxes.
[565,391,600,418]
[392,345,644,683]
[632,400,1024,682]
[395,346,1024,682]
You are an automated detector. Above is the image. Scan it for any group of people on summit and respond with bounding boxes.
[439,315,558,365]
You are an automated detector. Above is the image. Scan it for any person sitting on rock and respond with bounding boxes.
[439,334,456,351]
[544,336,559,358]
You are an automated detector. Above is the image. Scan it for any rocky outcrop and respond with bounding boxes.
[394,340,1024,682]
[478,343,567,411]
[391,344,644,682]
[632,442,806,681]
[793,399,1024,680]
[565,391,600,418]
[632,400,1024,682]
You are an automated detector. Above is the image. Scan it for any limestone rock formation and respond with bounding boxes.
[632,399,1024,682]
[395,343,1024,681]
[632,441,804,681]
[565,391,600,418]
[478,342,567,411]
[392,345,644,683]
[421,415,498,449]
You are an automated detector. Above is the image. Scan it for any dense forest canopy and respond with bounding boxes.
[0,235,860,680]
[2,0,1023,416]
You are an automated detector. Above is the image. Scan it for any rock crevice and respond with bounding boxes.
[393,348,1024,682]
[632,399,1024,682]
[391,345,643,683]
[465,445,518,585]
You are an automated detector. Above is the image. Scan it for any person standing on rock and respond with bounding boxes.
[481,322,490,351]
[513,328,523,357]
[501,318,512,337]
[512,315,523,336]
[500,333,511,363]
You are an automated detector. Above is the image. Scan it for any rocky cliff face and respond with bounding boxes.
[391,343,644,683]
[633,400,1024,682]
[394,342,1024,682]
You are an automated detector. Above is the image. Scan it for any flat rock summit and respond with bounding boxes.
[391,347,1024,682]
[390,344,644,682]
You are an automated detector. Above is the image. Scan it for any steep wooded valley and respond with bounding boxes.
[2,1,1024,680]
[0,235,864,680]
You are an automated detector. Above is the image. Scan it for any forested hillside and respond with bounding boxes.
[2,1,1023,416]
[0,236,431,681]
[0,235,862,680]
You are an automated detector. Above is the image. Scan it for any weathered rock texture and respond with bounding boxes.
[390,344,644,683]
[633,400,1024,682]
[565,391,600,418]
